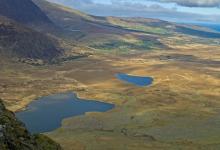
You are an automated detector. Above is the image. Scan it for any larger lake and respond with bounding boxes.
[16,92,114,133]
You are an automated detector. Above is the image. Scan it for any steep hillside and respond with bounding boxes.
[33,0,220,55]
[33,0,167,53]
[33,0,111,31]
[0,99,62,150]
[34,0,220,39]
[0,0,52,25]
[0,16,62,61]
[33,0,128,38]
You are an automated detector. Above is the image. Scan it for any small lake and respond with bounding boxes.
[16,92,114,134]
[116,73,153,86]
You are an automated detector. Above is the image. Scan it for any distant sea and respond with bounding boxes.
[195,23,220,32]
[189,23,220,32]
[177,20,220,32]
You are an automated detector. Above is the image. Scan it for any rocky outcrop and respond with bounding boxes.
[0,99,62,150]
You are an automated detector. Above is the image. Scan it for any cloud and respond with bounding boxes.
[152,0,220,7]
[48,0,93,6]
[111,0,220,7]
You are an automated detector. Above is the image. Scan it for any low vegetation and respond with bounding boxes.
[90,40,163,53]
[0,0,220,150]
[107,17,169,35]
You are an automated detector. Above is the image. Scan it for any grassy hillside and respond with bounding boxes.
[0,15,62,61]
[105,17,220,38]
[33,0,167,53]
[0,0,52,25]
[33,0,220,55]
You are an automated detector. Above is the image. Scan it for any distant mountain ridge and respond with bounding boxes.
[34,0,220,44]
[1,0,220,62]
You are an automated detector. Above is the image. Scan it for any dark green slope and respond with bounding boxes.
[0,0,52,25]
[0,99,62,150]
[0,15,62,60]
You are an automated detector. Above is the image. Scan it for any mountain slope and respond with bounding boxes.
[0,15,62,61]
[33,0,128,37]
[33,0,167,53]
[0,99,62,150]
[34,0,220,39]
[0,0,52,25]
[33,0,220,55]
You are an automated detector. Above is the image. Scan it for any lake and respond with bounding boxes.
[16,92,114,134]
[116,73,153,86]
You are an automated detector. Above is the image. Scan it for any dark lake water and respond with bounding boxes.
[16,92,114,134]
[116,73,153,86]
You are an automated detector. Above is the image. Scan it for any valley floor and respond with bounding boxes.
[0,42,220,149]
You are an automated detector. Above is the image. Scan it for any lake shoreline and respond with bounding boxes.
[16,92,115,134]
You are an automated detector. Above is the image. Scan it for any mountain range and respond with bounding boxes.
[1,0,220,62]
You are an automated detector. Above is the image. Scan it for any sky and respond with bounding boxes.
[47,0,220,23]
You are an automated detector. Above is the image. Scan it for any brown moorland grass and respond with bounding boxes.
[1,40,219,149]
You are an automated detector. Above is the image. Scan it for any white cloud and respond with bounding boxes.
[149,0,220,7]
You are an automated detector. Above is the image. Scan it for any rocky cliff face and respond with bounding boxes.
[0,99,62,150]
